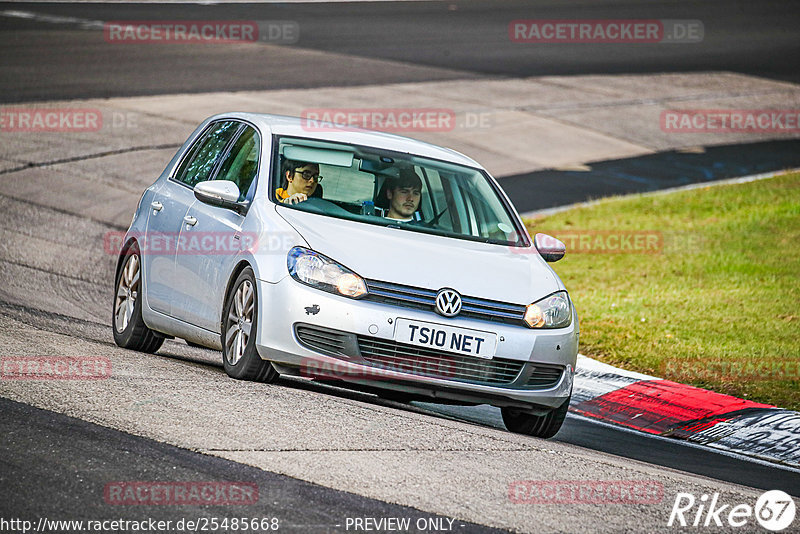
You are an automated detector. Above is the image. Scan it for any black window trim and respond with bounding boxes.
[169,119,239,189]
[215,123,262,206]
[168,118,263,216]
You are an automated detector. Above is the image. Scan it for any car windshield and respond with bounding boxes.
[272,136,527,247]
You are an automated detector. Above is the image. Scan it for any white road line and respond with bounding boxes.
[0,9,103,28]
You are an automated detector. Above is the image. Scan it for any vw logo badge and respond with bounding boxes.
[435,288,462,317]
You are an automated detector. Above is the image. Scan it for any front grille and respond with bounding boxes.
[295,324,351,357]
[356,335,525,385]
[296,324,562,390]
[364,279,527,326]
[526,364,564,388]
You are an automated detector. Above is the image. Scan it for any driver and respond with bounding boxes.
[383,168,422,222]
[276,159,321,205]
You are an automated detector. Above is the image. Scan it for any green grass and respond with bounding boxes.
[524,172,800,410]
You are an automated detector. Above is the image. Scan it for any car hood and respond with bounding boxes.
[277,208,562,305]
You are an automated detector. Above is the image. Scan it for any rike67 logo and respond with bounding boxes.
[668,490,796,531]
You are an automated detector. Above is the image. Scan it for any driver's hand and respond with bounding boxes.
[283,193,308,205]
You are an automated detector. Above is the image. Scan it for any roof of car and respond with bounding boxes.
[209,112,483,169]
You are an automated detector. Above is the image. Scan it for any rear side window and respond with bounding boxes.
[174,121,240,188]
[215,126,260,201]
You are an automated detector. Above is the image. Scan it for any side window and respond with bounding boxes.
[215,126,260,201]
[173,121,240,188]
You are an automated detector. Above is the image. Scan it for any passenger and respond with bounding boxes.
[276,159,321,205]
[382,168,422,222]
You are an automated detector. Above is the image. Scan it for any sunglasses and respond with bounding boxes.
[294,169,322,182]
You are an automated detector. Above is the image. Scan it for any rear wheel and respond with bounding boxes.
[221,267,278,382]
[112,245,164,353]
[501,397,570,439]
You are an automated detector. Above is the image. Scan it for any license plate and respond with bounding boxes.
[394,318,497,359]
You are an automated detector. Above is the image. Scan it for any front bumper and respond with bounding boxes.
[255,276,578,410]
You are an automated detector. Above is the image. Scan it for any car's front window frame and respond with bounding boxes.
[269,134,530,248]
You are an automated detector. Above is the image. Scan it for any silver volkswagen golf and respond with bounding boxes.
[113,113,578,438]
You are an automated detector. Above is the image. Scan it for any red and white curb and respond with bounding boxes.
[572,355,800,469]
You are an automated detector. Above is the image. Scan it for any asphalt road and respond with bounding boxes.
[1,1,799,532]
[1,0,799,102]
[0,149,798,532]
[0,396,505,534]
[418,402,800,497]
[507,139,800,213]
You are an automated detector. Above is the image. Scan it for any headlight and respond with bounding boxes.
[524,291,572,328]
[287,247,367,299]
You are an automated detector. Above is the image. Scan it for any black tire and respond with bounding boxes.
[221,267,278,382]
[112,245,164,353]
[501,397,570,439]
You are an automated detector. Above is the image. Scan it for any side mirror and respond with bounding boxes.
[194,180,245,214]
[534,233,566,262]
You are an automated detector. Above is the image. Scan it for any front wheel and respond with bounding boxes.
[221,267,278,382]
[501,397,570,439]
[112,245,164,353]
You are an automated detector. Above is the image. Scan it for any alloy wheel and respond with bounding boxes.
[225,280,254,365]
[114,254,140,333]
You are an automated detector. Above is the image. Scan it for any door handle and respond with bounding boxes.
[150,201,163,212]
[183,215,198,227]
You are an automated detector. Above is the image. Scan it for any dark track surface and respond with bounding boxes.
[1,2,799,531]
[0,396,506,533]
[503,139,800,213]
[1,0,799,102]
